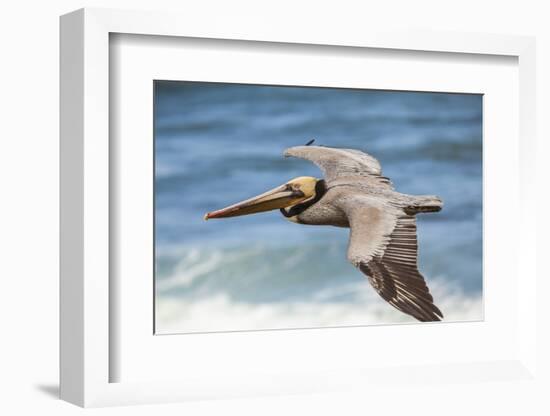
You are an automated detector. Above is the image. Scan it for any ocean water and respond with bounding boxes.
[154,81,483,334]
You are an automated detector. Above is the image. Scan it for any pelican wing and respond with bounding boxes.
[338,195,443,322]
[284,145,391,185]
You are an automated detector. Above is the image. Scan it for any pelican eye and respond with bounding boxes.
[285,183,302,195]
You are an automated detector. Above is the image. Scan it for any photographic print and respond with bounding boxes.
[154,81,483,334]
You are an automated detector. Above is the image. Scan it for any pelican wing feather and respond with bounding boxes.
[284,145,389,184]
[338,195,443,322]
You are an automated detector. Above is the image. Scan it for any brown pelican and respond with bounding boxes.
[204,145,444,322]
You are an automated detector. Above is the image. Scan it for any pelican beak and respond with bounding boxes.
[204,184,305,220]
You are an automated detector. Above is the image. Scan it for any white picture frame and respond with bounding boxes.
[60,7,537,407]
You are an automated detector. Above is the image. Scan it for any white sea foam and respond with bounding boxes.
[155,244,483,334]
[156,245,269,292]
[155,277,483,334]
[156,248,223,291]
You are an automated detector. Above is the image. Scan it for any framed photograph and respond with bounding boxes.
[153,80,481,334]
[60,8,537,407]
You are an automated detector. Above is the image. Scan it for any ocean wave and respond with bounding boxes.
[156,229,482,299]
[155,244,482,334]
[156,248,224,292]
[156,241,353,302]
[155,277,483,334]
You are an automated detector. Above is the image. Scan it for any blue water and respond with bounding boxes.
[154,81,483,333]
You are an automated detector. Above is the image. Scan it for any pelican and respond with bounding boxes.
[204,144,444,322]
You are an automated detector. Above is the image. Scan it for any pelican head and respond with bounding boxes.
[204,176,320,220]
